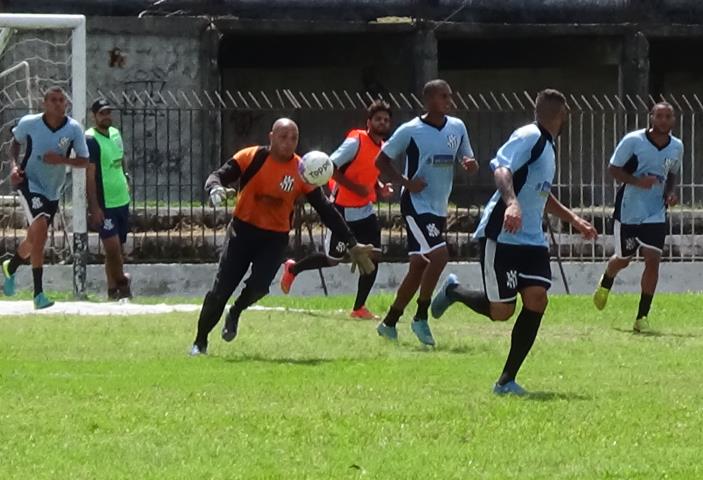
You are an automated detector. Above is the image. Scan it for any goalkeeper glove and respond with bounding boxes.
[349,243,376,275]
[209,186,227,207]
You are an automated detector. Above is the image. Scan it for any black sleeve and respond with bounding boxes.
[86,137,100,165]
[305,188,357,247]
[204,159,242,194]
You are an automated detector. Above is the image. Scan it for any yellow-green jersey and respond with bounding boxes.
[86,126,130,209]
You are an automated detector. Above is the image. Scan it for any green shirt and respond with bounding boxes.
[86,126,130,209]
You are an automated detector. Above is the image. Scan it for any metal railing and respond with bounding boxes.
[1,89,702,263]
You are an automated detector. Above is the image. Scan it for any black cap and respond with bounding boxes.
[91,98,113,114]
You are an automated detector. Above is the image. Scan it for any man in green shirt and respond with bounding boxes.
[86,99,132,300]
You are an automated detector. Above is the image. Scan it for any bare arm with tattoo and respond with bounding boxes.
[494,166,521,233]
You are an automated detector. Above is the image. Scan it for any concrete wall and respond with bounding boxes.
[86,17,220,203]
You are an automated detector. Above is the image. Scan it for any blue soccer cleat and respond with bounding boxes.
[431,273,459,319]
[33,292,55,310]
[493,381,527,397]
[2,259,16,297]
[411,318,435,346]
[376,322,398,341]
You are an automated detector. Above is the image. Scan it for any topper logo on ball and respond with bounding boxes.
[308,163,329,178]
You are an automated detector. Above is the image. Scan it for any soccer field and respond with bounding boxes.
[1,293,702,479]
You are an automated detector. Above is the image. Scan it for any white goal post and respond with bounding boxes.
[0,13,87,298]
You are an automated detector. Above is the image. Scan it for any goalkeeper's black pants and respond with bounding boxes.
[194,218,288,347]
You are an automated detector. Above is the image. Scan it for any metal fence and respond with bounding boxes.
[2,89,702,264]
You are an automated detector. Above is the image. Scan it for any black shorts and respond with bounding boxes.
[99,204,130,244]
[211,218,289,296]
[325,205,381,259]
[18,184,59,225]
[480,238,552,303]
[401,193,446,256]
[614,220,666,258]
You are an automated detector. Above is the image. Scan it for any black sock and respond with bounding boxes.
[291,253,333,276]
[353,262,378,310]
[637,293,653,319]
[600,272,615,290]
[194,291,230,348]
[497,308,543,386]
[7,253,28,275]
[415,298,430,320]
[32,267,43,297]
[383,306,403,327]
[447,285,492,319]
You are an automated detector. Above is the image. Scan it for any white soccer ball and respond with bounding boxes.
[299,150,333,187]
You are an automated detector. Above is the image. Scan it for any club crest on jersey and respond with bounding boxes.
[280,175,295,192]
[446,134,459,150]
[58,137,71,150]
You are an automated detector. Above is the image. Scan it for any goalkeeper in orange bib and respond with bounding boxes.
[190,118,376,355]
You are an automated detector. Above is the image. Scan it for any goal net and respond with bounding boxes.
[0,14,87,297]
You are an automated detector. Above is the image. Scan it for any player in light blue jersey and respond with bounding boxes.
[374,79,479,346]
[2,86,89,309]
[430,89,596,395]
[593,102,683,333]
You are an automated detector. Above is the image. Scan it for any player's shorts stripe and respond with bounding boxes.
[17,190,49,225]
[518,272,552,286]
[483,239,502,302]
[613,220,626,258]
[408,241,447,257]
[636,238,663,254]
[405,215,431,253]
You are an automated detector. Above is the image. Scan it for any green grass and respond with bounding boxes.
[2,293,703,479]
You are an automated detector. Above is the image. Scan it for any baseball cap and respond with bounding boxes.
[91,98,114,114]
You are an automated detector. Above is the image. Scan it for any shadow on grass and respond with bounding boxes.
[432,344,480,355]
[223,353,334,366]
[525,391,592,402]
[611,327,699,338]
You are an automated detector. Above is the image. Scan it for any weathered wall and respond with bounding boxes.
[86,17,220,202]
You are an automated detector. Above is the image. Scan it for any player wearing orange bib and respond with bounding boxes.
[280,101,393,319]
[190,118,375,355]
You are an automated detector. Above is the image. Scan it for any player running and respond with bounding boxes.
[430,89,597,395]
[374,79,478,346]
[592,102,683,333]
[2,86,90,309]
[280,100,394,319]
[190,118,376,356]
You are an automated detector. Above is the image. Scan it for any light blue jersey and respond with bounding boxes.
[474,123,556,247]
[611,129,683,224]
[381,115,473,217]
[12,113,89,201]
[330,136,360,168]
